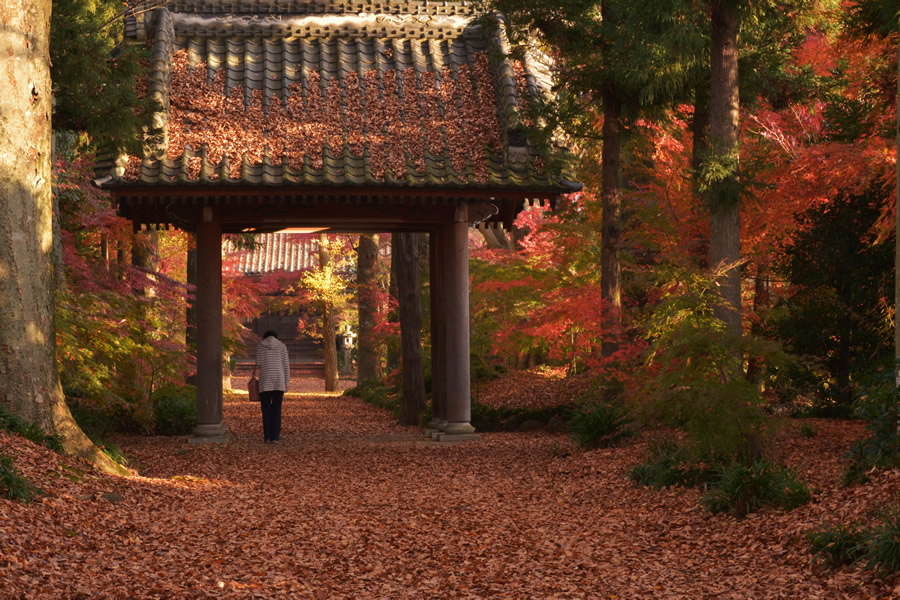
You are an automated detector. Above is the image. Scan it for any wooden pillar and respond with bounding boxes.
[191,212,227,441]
[427,229,447,431]
[441,212,475,436]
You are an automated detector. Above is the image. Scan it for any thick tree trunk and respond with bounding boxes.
[395,232,426,426]
[356,233,383,386]
[600,84,622,357]
[318,234,339,391]
[0,0,126,475]
[707,0,742,338]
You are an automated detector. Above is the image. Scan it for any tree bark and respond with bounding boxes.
[318,234,338,391]
[386,234,401,373]
[600,84,622,357]
[185,237,197,384]
[356,233,382,386]
[707,0,742,338]
[0,0,126,475]
[395,232,426,426]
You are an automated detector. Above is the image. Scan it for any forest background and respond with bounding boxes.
[0,0,899,575]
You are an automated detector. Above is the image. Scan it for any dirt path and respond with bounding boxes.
[0,389,895,598]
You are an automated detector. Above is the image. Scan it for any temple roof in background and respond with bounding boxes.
[96,0,579,195]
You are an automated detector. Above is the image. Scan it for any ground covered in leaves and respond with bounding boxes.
[1,373,899,599]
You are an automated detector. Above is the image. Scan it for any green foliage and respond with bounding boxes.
[841,375,900,485]
[636,266,779,463]
[701,459,811,518]
[807,524,868,569]
[0,406,64,453]
[469,402,570,433]
[629,437,716,489]
[808,510,900,577]
[0,454,36,503]
[66,392,152,439]
[567,401,632,449]
[152,385,198,436]
[799,423,818,438]
[770,189,894,409]
[50,0,157,152]
[860,510,900,576]
[350,384,401,418]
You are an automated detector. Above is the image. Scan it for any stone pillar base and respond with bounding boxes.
[189,421,230,444]
[443,421,476,435]
[424,418,448,436]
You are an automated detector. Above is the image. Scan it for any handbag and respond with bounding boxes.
[248,367,260,402]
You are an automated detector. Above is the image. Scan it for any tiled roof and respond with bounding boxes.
[224,232,388,273]
[99,2,579,195]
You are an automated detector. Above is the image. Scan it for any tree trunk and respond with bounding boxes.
[600,84,622,357]
[386,234,401,373]
[894,29,899,436]
[131,229,159,297]
[706,0,742,338]
[598,0,623,359]
[746,262,769,384]
[690,84,711,266]
[356,233,382,386]
[318,233,339,391]
[395,232,426,426]
[0,0,126,475]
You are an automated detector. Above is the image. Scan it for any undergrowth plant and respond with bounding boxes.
[0,453,36,503]
[841,377,899,485]
[567,401,632,449]
[634,266,783,464]
[629,436,716,489]
[152,385,198,436]
[0,405,64,452]
[701,459,811,518]
[809,510,900,577]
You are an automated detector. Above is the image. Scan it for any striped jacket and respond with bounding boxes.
[256,336,290,392]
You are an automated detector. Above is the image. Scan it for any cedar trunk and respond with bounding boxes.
[600,84,622,357]
[318,234,339,391]
[707,0,742,337]
[395,232,425,426]
[356,233,383,385]
[0,0,125,475]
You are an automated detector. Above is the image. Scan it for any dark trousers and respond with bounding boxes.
[260,390,284,441]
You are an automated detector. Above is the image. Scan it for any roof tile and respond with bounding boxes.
[108,3,577,195]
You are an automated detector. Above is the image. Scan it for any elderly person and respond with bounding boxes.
[255,330,290,443]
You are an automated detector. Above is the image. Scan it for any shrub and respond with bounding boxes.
[808,511,900,577]
[860,510,900,576]
[0,453,36,503]
[807,524,868,570]
[841,378,899,485]
[629,437,715,489]
[152,385,197,436]
[799,423,818,438]
[567,401,632,449]
[701,459,811,518]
